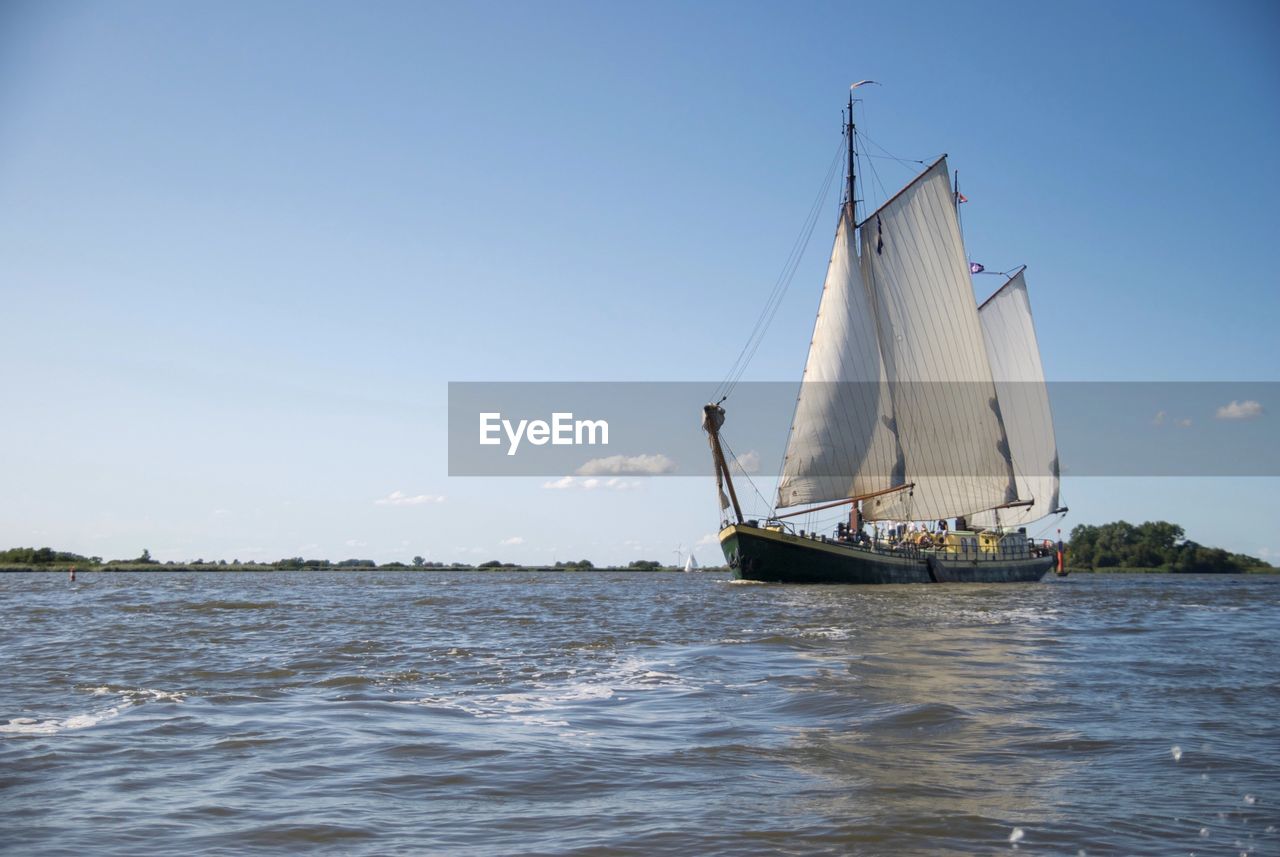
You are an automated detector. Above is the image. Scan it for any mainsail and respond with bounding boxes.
[857,157,1017,521]
[776,209,904,508]
[777,157,1018,520]
[970,269,1060,526]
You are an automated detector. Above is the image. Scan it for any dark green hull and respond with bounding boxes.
[721,524,1052,585]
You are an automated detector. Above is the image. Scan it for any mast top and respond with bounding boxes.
[846,94,856,223]
[845,81,878,226]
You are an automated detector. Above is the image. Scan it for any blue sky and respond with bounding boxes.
[2,0,1277,565]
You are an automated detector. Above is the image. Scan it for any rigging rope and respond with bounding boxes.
[855,129,931,170]
[712,138,845,403]
[858,131,892,214]
[720,435,774,519]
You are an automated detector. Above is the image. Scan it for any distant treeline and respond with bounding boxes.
[0,547,683,572]
[0,547,106,565]
[1068,521,1269,573]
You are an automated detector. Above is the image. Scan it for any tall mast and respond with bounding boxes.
[845,81,878,227]
[846,93,857,225]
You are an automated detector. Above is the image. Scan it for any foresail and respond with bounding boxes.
[777,210,904,508]
[857,158,1017,521]
[970,270,1060,527]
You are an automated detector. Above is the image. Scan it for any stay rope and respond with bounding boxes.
[712,138,845,404]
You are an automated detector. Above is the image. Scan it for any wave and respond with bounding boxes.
[392,654,702,736]
[0,705,126,735]
[1,686,186,737]
[178,600,280,612]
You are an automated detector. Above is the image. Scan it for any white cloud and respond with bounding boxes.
[732,450,761,473]
[542,476,577,490]
[375,490,445,506]
[1215,399,1264,421]
[696,533,718,547]
[1152,411,1166,426]
[1176,418,1193,428]
[576,453,675,476]
[500,536,525,546]
[345,539,367,548]
[212,508,232,517]
[541,476,642,491]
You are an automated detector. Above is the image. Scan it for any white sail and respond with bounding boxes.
[970,270,1060,527]
[857,158,1017,521]
[776,209,904,508]
[684,555,698,572]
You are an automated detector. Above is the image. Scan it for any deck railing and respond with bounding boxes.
[769,525,1041,563]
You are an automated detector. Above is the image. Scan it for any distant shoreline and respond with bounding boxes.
[0,564,720,574]
[1065,566,1276,575]
[3,564,1274,575]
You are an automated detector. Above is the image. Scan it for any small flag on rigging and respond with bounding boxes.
[956,192,968,204]
[969,262,985,274]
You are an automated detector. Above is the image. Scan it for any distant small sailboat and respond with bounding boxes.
[703,88,1066,584]
[684,554,699,573]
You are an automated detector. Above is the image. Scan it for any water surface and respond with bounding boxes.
[2,571,1277,855]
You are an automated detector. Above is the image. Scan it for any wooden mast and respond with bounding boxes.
[847,91,857,225]
[844,90,857,533]
[703,403,743,524]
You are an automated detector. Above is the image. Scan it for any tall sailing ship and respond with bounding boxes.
[703,87,1065,584]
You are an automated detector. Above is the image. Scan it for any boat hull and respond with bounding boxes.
[720,524,1052,585]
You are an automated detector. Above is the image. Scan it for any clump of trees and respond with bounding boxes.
[0,547,100,564]
[272,558,331,570]
[553,559,594,569]
[627,560,664,570]
[1068,521,1269,573]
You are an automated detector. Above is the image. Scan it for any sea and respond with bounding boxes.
[2,570,1277,856]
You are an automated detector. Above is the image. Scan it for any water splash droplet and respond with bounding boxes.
[1243,794,1256,805]
[1009,827,1025,844]
[1171,745,1183,762]
[1200,828,1210,838]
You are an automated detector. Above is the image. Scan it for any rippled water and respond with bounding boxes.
[2,571,1277,855]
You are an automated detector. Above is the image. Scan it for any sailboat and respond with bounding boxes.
[702,88,1065,584]
[684,554,699,573]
